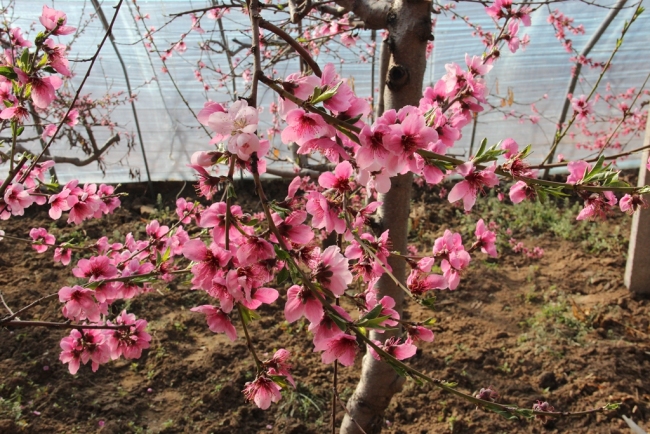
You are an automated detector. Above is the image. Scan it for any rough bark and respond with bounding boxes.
[340,0,431,433]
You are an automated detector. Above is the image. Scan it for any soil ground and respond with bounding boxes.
[0,179,649,434]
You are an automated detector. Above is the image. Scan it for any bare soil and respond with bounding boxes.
[0,180,648,434]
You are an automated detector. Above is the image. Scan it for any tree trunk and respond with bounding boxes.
[340,1,431,432]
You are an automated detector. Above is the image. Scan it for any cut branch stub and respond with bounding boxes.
[386,65,409,91]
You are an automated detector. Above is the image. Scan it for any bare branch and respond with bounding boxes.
[14,135,121,167]
[331,0,392,29]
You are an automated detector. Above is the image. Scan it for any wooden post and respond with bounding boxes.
[624,112,650,294]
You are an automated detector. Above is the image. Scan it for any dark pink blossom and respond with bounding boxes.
[59,285,100,322]
[320,333,358,366]
[318,161,353,193]
[368,337,417,361]
[264,349,295,387]
[284,285,323,323]
[183,239,232,290]
[29,227,55,253]
[475,219,497,257]
[312,246,352,296]
[106,311,151,360]
[191,305,237,341]
[243,375,282,409]
[72,256,118,281]
[448,162,499,211]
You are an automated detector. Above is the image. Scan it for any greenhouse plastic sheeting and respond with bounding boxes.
[6,0,650,183]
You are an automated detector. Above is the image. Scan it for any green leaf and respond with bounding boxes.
[357,303,383,322]
[273,244,291,260]
[356,315,392,329]
[16,126,24,137]
[311,81,342,105]
[0,66,17,80]
[226,183,237,199]
[420,296,436,310]
[474,138,488,159]
[269,375,289,388]
[276,267,289,284]
[239,305,260,325]
[42,66,58,74]
[489,406,520,420]
[603,403,620,411]
[327,311,349,333]
[422,317,437,326]
[19,48,30,70]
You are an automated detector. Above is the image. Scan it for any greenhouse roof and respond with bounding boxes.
[6,0,650,183]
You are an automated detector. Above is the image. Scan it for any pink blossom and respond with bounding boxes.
[243,375,282,409]
[312,246,352,296]
[60,329,110,374]
[320,63,355,113]
[368,337,417,361]
[264,349,295,387]
[407,269,448,295]
[48,188,78,219]
[65,109,79,127]
[191,305,237,341]
[54,247,72,265]
[106,311,151,360]
[576,191,617,221]
[509,180,535,204]
[43,39,71,77]
[237,236,275,267]
[365,293,400,327]
[320,333,358,366]
[571,95,593,121]
[40,5,76,35]
[566,161,591,184]
[41,123,57,141]
[228,132,260,161]
[475,219,497,257]
[407,325,435,343]
[205,99,258,138]
[619,194,648,215]
[29,227,55,253]
[306,192,346,234]
[318,161,353,192]
[281,109,333,146]
[309,305,351,349]
[284,285,323,323]
[183,239,232,290]
[73,256,118,281]
[59,285,100,322]
[500,138,519,159]
[4,183,35,216]
[9,27,31,47]
[271,210,314,246]
[448,162,499,211]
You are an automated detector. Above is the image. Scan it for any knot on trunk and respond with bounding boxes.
[386,65,409,91]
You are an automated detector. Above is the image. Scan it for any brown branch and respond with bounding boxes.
[259,19,322,77]
[530,143,650,170]
[13,135,120,167]
[2,320,128,330]
[331,0,392,29]
[0,293,57,323]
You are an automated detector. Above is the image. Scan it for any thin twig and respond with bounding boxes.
[259,19,322,77]
[2,320,128,330]
[0,292,14,316]
[0,293,57,323]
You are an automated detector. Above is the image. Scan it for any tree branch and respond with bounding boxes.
[331,0,392,29]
